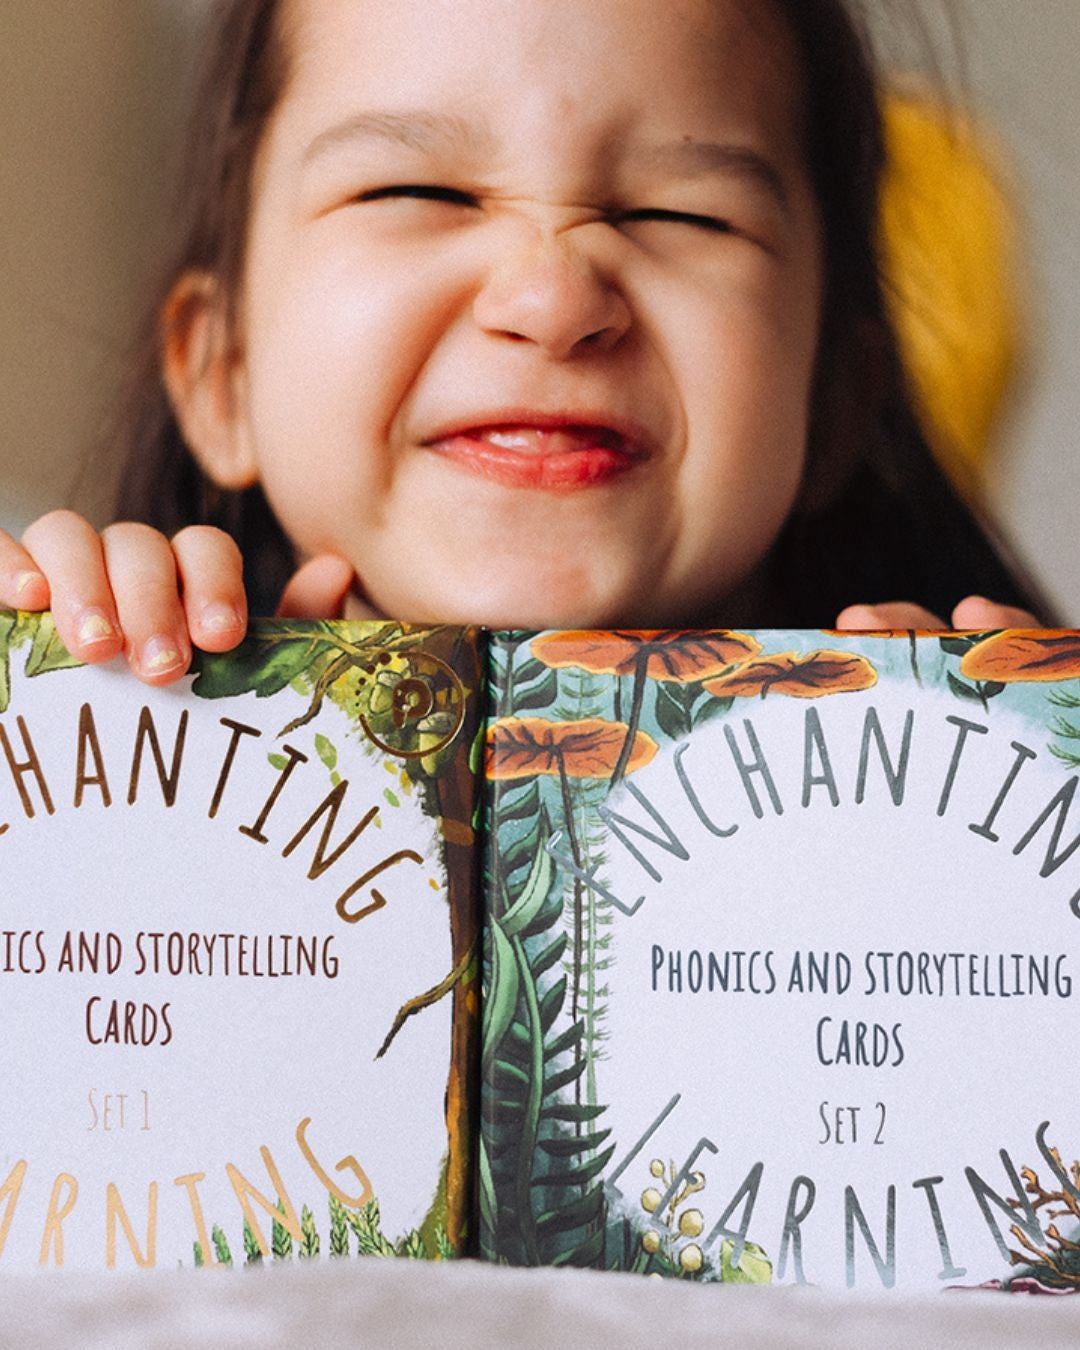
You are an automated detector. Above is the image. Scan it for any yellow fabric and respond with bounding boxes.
[880,92,1019,485]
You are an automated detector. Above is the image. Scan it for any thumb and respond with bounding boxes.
[276,554,361,620]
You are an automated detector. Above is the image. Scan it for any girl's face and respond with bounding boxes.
[206,0,822,626]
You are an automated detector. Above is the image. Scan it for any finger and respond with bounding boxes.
[834,602,947,632]
[101,522,191,684]
[21,510,124,663]
[276,555,357,620]
[344,589,387,621]
[951,595,1041,631]
[0,529,50,611]
[171,526,248,651]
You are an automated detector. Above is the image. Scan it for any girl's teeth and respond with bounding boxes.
[484,429,536,449]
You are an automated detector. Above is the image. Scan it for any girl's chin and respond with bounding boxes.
[360,569,644,631]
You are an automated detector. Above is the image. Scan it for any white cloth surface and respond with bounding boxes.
[1,1258,1077,1350]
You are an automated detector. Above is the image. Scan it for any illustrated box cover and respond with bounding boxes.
[0,613,483,1271]
[481,627,1080,1294]
[4,614,1080,1293]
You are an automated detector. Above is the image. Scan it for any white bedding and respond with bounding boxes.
[3,1258,1078,1350]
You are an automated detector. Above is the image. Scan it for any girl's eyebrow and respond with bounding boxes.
[628,140,791,212]
[301,111,492,165]
[300,110,789,212]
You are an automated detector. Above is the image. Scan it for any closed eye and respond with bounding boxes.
[355,184,479,207]
[615,208,734,234]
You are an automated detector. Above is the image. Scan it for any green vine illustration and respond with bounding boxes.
[480,814,612,1267]
[553,668,615,1110]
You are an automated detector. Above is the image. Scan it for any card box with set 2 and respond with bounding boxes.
[481,627,1080,1293]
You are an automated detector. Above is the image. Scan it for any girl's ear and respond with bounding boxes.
[160,271,258,490]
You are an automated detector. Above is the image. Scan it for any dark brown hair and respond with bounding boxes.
[767,0,1046,623]
[114,0,292,610]
[111,0,1045,623]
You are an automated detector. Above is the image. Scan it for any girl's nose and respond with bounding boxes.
[472,231,632,359]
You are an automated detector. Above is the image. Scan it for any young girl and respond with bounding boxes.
[0,0,1044,683]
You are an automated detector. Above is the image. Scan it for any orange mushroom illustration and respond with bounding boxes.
[487,715,658,782]
[531,630,761,680]
[703,650,878,699]
[530,630,760,783]
[959,631,1080,684]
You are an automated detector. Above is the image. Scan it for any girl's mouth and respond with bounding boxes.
[424,422,646,490]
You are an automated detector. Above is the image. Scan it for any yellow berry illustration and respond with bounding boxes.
[649,1159,665,1179]
[641,1229,661,1255]
[678,1208,705,1238]
[641,1187,662,1214]
[679,1243,704,1273]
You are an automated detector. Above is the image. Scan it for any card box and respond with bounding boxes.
[481,628,1080,1292]
[0,614,482,1271]
[8,614,1080,1292]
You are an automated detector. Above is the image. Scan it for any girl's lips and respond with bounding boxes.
[425,423,647,490]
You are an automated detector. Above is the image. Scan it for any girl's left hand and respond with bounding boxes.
[835,596,1042,632]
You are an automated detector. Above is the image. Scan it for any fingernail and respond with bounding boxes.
[15,570,45,597]
[201,602,243,634]
[140,636,185,676]
[76,609,118,647]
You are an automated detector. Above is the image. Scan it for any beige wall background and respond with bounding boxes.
[1,2,202,524]
[2,2,1078,616]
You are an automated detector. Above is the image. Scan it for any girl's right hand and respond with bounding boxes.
[2,512,364,685]
[0,511,249,684]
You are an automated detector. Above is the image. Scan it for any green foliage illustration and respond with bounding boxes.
[0,611,82,714]
[480,820,613,1268]
[631,1157,772,1283]
[192,1193,451,1268]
